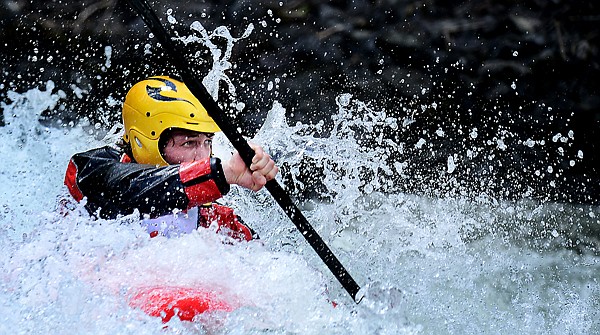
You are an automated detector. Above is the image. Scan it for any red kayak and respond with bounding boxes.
[128,286,238,323]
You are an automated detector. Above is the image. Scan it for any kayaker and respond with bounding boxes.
[64,76,278,241]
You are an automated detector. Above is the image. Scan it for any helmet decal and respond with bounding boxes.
[146,77,195,106]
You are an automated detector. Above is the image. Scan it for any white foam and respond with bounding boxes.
[1,11,599,335]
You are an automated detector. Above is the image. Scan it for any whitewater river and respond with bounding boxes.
[2,19,600,335]
[1,79,599,335]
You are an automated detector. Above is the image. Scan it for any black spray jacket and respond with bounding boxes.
[64,146,254,240]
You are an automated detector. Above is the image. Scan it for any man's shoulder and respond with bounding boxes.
[72,145,124,160]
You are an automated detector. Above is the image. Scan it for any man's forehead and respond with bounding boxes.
[170,129,214,139]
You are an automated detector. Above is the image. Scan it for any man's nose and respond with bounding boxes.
[194,148,210,160]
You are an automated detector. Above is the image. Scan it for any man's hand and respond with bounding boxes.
[222,143,278,191]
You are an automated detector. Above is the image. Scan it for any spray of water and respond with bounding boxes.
[1,9,599,335]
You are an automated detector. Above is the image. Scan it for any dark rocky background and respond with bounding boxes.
[1,0,599,205]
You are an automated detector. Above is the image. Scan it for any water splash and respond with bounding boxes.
[2,9,600,335]
[245,91,600,333]
[174,16,254,102]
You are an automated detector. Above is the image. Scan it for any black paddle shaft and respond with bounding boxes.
[126,0,362,302]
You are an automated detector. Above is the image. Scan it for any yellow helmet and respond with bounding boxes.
[122,76,220,166]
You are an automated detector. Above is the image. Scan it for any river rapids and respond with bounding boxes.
[1,13,599,335]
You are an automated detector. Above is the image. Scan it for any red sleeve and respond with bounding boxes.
[215,204,254,241]
[199,204,255,241]
[179,158,230,208]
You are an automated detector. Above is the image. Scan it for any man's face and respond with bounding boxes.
[161,129,213,164]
